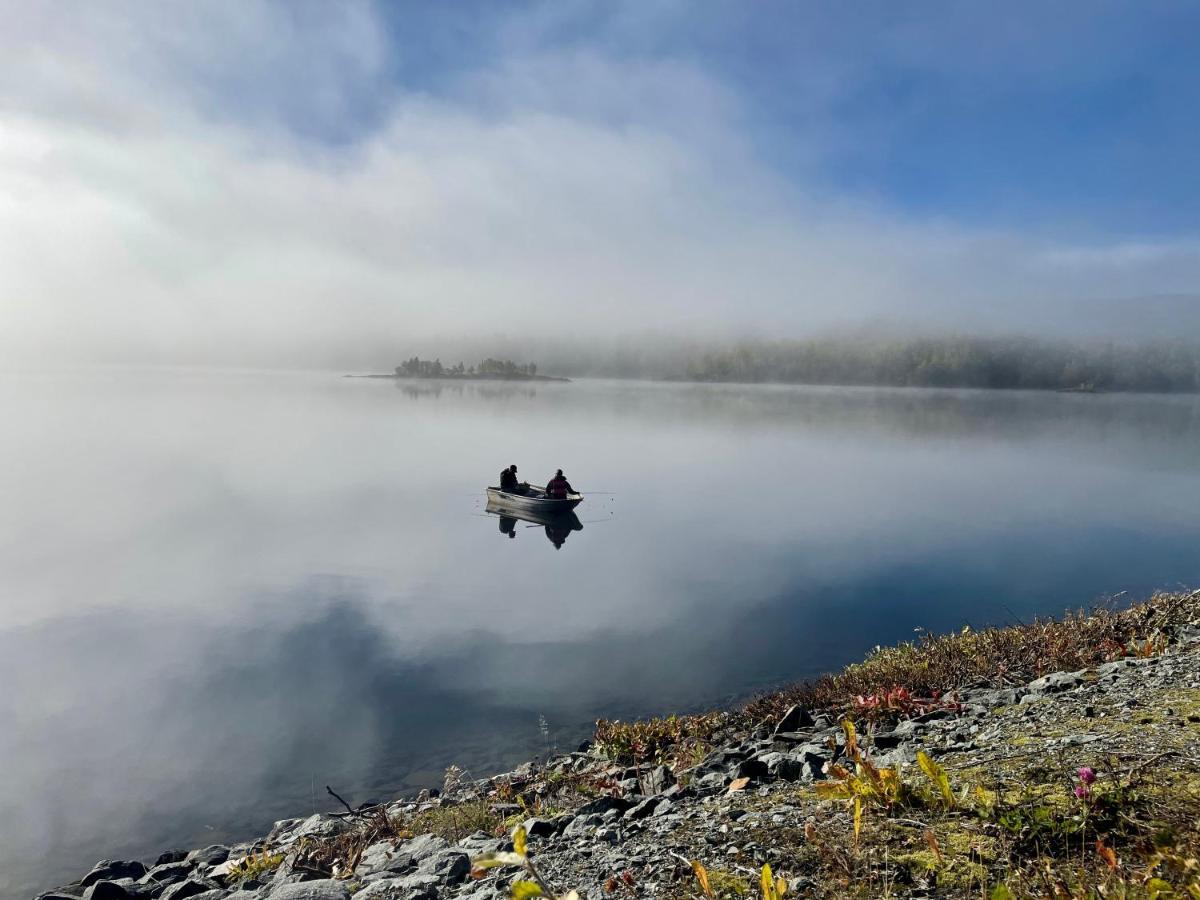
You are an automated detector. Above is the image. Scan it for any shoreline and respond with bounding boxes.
[38,590,1200,900]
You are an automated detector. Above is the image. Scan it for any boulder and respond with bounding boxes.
[623,798,661,821]
[275,815,349,846]
[397,834,448,865]
[154,852,190,867]
[83,863,148,888]
[563,813,603,836]
[357,841,409,878]
[695,771,728,793]
[416,849,470,883]
[83,882,134,900]
[1027,670,1086,695]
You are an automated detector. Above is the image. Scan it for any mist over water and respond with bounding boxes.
[4,369,1200,897]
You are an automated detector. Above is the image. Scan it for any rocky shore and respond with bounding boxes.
[36,592,1200,900]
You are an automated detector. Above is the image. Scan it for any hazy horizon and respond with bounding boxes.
[5,2,1200,369]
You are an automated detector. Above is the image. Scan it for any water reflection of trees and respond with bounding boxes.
[396,381,539,401]
[393,380,1200,471]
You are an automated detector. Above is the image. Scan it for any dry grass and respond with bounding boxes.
[743,589,1197,724]
[594,590,1200,761]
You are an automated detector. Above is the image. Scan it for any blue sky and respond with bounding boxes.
[2,1,1199,364]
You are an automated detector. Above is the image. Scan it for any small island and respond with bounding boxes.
[348,356,569,382]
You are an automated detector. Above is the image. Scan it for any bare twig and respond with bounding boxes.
[326,785,358,818]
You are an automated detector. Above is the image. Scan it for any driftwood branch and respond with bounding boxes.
[325,785,358,817]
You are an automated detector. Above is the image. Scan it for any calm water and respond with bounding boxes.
[4,369,1200,897]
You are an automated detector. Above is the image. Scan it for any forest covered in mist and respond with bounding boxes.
[466,334,1200,392]
[667,335,1200,392]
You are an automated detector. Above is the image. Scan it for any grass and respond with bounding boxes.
[593,590,1200,766]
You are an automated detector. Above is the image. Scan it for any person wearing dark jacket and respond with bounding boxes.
[545,469,574,499]
[499,465,519,491]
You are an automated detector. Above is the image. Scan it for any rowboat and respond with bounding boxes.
[485,483,583,514]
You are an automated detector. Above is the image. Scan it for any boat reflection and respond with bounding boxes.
[485,499,583,549]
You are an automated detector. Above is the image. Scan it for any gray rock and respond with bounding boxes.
[521,817,559,838]
[641,764,676,795]
[140,862,194,890]
[355,875,439,900]
[186,847,230,868]
[564,812,602,835]
[773,705,814,734]
[84,863,149,888]
[357,841,408,877]
[870,730,902,750]
[732,758,768,781]
[457,833,505,854]
[575,796,631,817]
[768,755,806,782]
[416,849,470,883]
[274,815,348,846]
[398,834,448,864]
[155,852,190,867]
[160,880,221,900]
[1028,670,1085,694]
[623,797,661,821]
[267,882,350,900]
[84,882,135,900]
[37,893,85,900]
[695,771,728,792]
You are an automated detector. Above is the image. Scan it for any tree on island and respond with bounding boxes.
[394,356,542,379]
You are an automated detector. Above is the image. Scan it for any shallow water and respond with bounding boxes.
[3,369,1200,897]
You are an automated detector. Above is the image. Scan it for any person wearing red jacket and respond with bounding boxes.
[545,469,574,499]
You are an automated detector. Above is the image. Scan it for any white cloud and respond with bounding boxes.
[1,1,1198,368]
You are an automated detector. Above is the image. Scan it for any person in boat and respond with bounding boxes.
[499,464,528,494]
[544,469,574,499]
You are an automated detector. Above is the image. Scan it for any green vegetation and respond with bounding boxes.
[223,849,284,884]
[675,335,1200,392]
[593,713,723,766]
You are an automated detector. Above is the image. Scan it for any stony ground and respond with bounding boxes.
[37,616,1200,900]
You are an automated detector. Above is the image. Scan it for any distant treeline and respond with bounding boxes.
[395,356,539,378]
[675,336,1200,392]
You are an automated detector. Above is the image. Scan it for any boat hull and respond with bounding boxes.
[486,485,582,514]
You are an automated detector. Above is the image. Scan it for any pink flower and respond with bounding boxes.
[1077,766,1096,785]
[1074,784,1091,800]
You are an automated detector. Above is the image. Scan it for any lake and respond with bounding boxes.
[4,369,1200,897]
